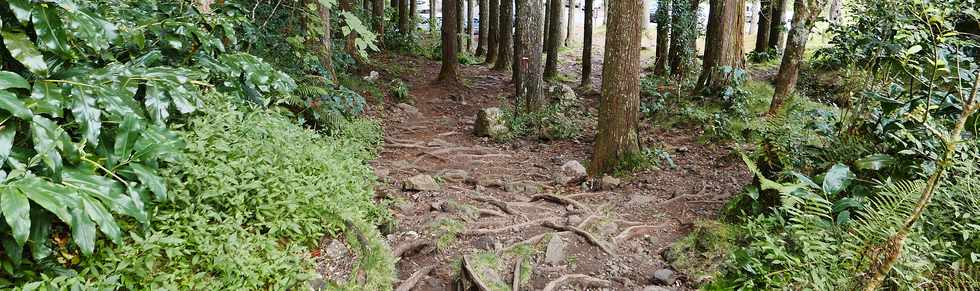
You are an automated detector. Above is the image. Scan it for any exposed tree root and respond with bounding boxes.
[575,214,599,229]
[541,274,612,291]
[612,219,648,227]
[477,208,508,218]
[465,218,554,236]
[395,265,435,291]
[541,221,616,256]
[472,196,521,216]
[530,194,591,212]
[393,239,434,258]
[565,192,605,200]
[512,256,524,291]
[613,224,669,244]
[458,255,493,291]
[658,181,708,206]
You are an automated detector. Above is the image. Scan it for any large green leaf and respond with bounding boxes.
[0,71,30,90]
[64,10,117,53]
[62,168,147,224]
[70,87,102,144]
[31,116,65,175]
[70,204,96,255]
[7,0,33,25]
[144,86,171,124]
[32,4,72,58]
[130,163,166,201]
[1,186,31,246]
[0,90,34,120]
[0,123,16,165]
[81,195,120,243]
[16,176,72,224]
[133,124,182,162]
[855,154,894,171]
[28,209,52,260]
[29,81,66,117]
[113,115,141,160]
[822,164,854,196]
[1,31,49,76]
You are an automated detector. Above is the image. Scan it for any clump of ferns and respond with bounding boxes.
[279,74,366,131]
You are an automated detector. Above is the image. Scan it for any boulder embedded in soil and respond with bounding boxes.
[600,175,622,190]
[474,107,509,138]
[544,235,567,265]
[653,268,676,285]
[555,160,588,184]
[403,174,441,191]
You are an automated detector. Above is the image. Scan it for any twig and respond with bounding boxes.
[541,274,612,291]
[465,218,554,236]
[613,224,669,244]
[530,194,591,212]
[393,239,433,258]
[541,221,616,256]
[395,265,435,291]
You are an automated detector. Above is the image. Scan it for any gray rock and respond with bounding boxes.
[641,286,674,291]
[555,160,588,184]
[653,269,676,285]
[474,107,509,138]
[324,240,349,260]
[598,221,619,236]
[544,235,566,265]
[600,175,622,190]
[504,181,544,194]
[548,84,578,107]
[440,169,469,183]
[403,174,441,191]
[305,273,327,291]
[567,214,583,226]
[472,236,495,250]
[373,168,390,181]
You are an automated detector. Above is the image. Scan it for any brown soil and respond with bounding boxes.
[354,50,751,290]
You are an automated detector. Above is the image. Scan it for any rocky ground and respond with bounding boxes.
[318,50,751,290]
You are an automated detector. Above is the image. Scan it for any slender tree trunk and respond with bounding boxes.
[493,0,514,71]
[373,0,385,47]
[565,0,576,47]
[457,0,465,51]
[580,0,594,88]
[767,0,784,51]
[410,0,418,28]
[430,0,438,31]
[768,0,827,114]
[439,0,461,83]
[340,0,369,65]
[363,0,370,12]
[544,0,553,47]
[317,0,337,83]
[558,0,567,47]
[515,0,546,112]
[668,0,698,78]
[398,0,410,33]
[754,0,771,52]
[591,0,643,175]
[486,0,500,63]
[544,0,563,79]
[467,0,476,51]
[653,0,671,75]
[477,0,489,56]
[828,0,842,24]
[698,0,746,91]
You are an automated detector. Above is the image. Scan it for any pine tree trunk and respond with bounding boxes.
[515,0,546,112]
[467,0,475,51]
[544,0,552,47]
[698,0,746,91]
[410,0,418,28]
[558,0,567,46]
[653,0,671,75]
[477,0,489,56]
[565,0,576,47]
[317,0,337,83]
[754,0,771,52]
[457,0,465,51]
[581,0,594,88]
[398,0,410,33]
[493,0,514,71]
[592,0,643,175]
[544,0,563,79]
[767,0,784,51]
[439,0,461,83]
[373,0,385,47]
[769,0,826,114]
[431,0,438,31]
[486,0,500,63]
[668,0,699,78]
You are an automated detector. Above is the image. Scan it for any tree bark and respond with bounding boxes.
[317,0,337,83]
[493,0,514,71]
[828,0,842,24]
[653,0,671,75]
[439,0,461,83]
[565,0,576,47]
[341,0,369,66]
[698,0,746,92]
[515,0,546,112]
[591,0,643,175]
[486,0,500,63]
[544,0,553,48]
[544,0,563,79]
[580,0,594,88]
[398,0,410,33]
[410,0,418,28]
[768,0,827,114]
[754,0,771,52]
[477,0,489,56]
[467,0,476,51]
[767,0,784,51]
[363,0,370,12]
[668,0,699,78]
[373,0,385,47]
[430,0,438,31]
[457,0,465,51]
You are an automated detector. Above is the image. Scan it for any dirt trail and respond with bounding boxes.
[366,53,750,290]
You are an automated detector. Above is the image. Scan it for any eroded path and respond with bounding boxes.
[367,53,750,290]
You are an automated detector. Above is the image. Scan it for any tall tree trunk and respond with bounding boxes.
[544,0,553,48]
[398,0,409,33]
[754,0,771,52]
[544,0,563,79]
[493,0,514,71]
[439,0,461,82]
[581,0,594,88]
[410,0,418,28]
[341,0,369,66]
[457,0,465,51]
[363,0,370,12]
[515,0,546,112]
[828,0,842,24]
[467,0,475,51]
[698,0,746,91]
[653,0,671,75]
[558,0,567,46]
[668,0,698,78]
[768,0,826,114]
[565,0,576,47]
[486,0,500,63]
[317,0,337,83]
[430,0,438,31]
[591,0,643,175]
[373,0,385,47]
[767,0,784,51]
[477,0,489,56]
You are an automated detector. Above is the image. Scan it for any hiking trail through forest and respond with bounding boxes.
[351,50,752,290]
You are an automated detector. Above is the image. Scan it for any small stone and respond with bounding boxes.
[474,107,509,138]
[555,160,588,184]
[641,286,674,291]
[600,175,622,190]
[403,174,441,191]
[305,273,327,291]
[323,240,349,260]
[567,214,583,226]
[628,194,656,205]
[544,235,566,265]
[373,168,390,181]
[472,236,495,250]
[441,169,469,183]
[598,222,619,236]
[477,177,506,188]
[396,102,418,113]
[676,146,689,153]
[504,181,544,194]
[653,269,676,285]
[364,71,380,82]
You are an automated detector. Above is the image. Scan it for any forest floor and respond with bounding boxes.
[341,48,753,290]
